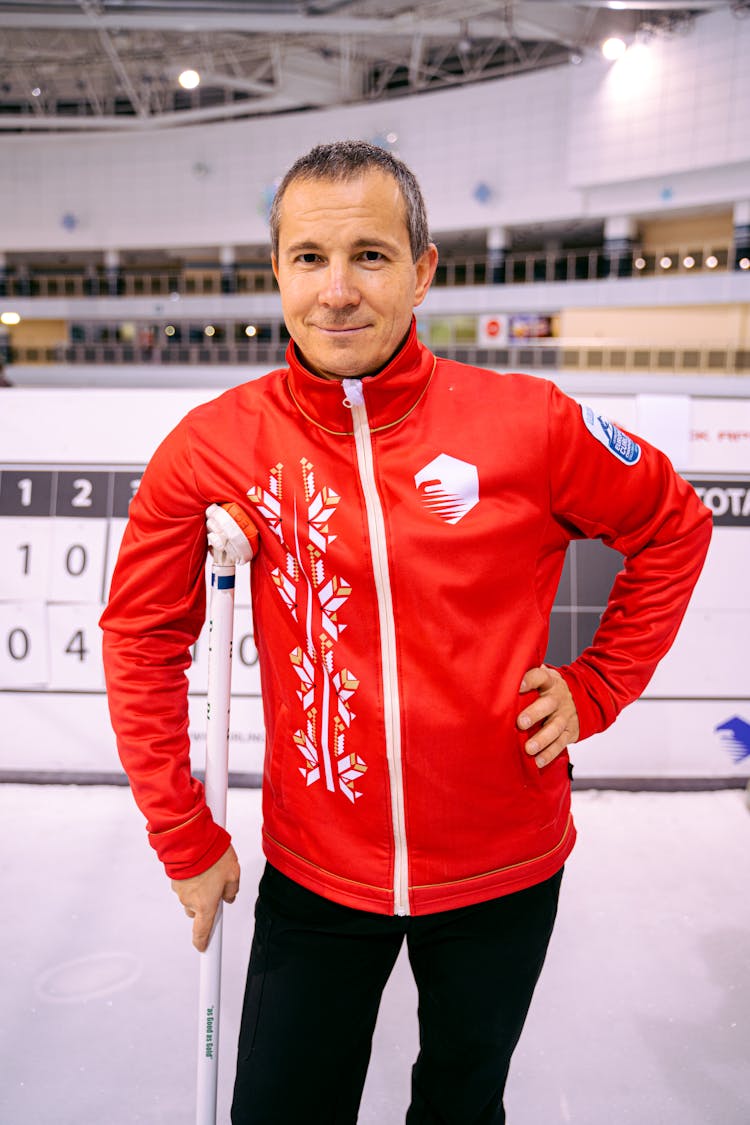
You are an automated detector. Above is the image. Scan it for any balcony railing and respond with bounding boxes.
[6,340,750,375]
[0,268,278,299]
[1,240,747,299]
[6,342,287,367]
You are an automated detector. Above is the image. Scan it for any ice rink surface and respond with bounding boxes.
[2,784,748,1125]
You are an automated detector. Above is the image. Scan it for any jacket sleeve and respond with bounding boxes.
[546,383,713,742]
[100,415,231,879]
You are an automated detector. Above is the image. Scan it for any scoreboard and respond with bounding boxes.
[0,466,141,690]
[0,457,266,779]
[1,386,748,784]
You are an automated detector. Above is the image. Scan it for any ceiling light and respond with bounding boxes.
[244,325,257,337]
[739,257,750,270]
[1,311,21,326]
[682,256,695,269]
[204,325,215,337]
[602,37,627,60]
[164,324,176,336]
[634,257,646,270]
[705,255,719,269]
[659,255,673,270]
[178,69,201,90]
[31,87,41,97]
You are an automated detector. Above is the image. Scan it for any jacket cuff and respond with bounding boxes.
[148,805,233,880]
[556,662,618,743]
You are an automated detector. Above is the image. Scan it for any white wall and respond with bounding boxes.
[568,10,750,187]
[1,9,748,253]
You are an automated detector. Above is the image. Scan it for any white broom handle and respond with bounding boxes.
[196,560,236,1125]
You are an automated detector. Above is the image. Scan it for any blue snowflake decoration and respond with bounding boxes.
[258,179,282,220]
[715,716,750,765]
[473,182,493,205]
[370,132,399,152]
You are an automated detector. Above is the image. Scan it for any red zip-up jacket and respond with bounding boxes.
[101,323,712,916]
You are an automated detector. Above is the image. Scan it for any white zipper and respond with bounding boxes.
[342,378,409,916]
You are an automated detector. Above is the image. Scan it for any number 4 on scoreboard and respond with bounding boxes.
[48,606,105,691]
[65,630,89,662]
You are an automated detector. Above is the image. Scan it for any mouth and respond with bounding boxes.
[313,323,369,336]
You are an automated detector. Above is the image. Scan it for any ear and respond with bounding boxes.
[271,253,280,284]
[413,243,439,307]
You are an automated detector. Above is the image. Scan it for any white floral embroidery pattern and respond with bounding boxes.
[248,459,366,802]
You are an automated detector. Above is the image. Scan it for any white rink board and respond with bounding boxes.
[1,386,748,783]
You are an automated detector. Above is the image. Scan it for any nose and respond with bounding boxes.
[318,259,360,309]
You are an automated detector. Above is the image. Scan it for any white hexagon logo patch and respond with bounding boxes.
[414,454,479,525]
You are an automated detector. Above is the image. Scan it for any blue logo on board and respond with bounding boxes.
[715,716,750,764]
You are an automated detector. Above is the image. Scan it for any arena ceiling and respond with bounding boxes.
[0,1,744,132]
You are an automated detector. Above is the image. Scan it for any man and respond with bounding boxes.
[101,141,712,1124]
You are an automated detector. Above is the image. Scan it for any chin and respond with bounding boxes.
[319,350,378,380]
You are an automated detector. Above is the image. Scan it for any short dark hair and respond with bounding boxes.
[269,140,430,262]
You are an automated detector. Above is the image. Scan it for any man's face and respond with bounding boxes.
[272,169,438,381]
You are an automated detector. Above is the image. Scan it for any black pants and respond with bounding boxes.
[231,863,563,1125]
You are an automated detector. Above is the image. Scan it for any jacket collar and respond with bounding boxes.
[284,318,436,436]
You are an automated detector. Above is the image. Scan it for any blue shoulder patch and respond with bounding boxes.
[581,404,641,465]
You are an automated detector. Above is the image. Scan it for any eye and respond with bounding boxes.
[360,250,384,263]
[296,252,321,264]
